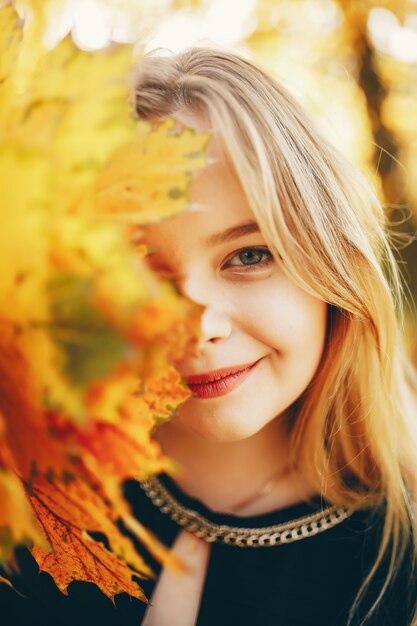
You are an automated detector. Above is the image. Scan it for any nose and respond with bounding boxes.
[178,273,233,345]
[199,306,233,344]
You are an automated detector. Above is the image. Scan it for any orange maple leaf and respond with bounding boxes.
[0,324,73,480]
[0,466,48,565]
[56,363,190,479]
[28,475,152,601]
[0,326,187,595]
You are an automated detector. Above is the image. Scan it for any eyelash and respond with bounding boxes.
[146,246,274,281]
[223,247,274,271]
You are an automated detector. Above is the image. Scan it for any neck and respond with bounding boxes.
[153,416,315,516]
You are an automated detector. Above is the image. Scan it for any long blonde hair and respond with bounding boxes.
[131,47,417,625]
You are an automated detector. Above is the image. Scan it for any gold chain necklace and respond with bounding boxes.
[139,476,353,548]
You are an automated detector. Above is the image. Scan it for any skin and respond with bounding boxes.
[140,118,328,515]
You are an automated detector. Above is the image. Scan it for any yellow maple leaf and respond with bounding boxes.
[0,0,207,599]
[0,2,22,122]
[94,117,209,223]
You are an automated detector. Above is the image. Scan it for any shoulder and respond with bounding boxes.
[354,506,417,626]
[254,503,417,626]
[313,504,417,626]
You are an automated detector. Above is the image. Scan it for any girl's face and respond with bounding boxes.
[141,152,328,443]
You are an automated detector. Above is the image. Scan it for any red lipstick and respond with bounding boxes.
[185,360,261,399]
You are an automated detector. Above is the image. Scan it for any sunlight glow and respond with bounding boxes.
[303,0,343,35]
[144,0,256,54]
[72,0,112,50]
[42,0,256,53]
[368,8,417,63]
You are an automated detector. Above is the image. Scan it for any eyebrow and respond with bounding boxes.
[204,220,261,247]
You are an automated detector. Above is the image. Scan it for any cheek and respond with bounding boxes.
[235,281,328,357]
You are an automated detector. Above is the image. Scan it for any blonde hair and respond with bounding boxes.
[131,47,417,625]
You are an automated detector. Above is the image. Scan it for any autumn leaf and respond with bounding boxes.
[48,275,132,386]
[22,36,134,206]
[0,331,187,594]
[141,363,192,423]
[94,118,209,223]
[129,278,203,370]
[0,469,48,567]
[0,574,13,589]
[0,2,22,122]
[0,0,207,600]
[28,475,152,601]
[0,326,73,480]
[44,362,190,485]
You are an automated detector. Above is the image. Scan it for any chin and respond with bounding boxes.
[174,412,266,443]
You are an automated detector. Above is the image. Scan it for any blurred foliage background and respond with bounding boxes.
[15,0,417,361]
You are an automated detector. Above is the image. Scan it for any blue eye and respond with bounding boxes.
[225,247,274,269]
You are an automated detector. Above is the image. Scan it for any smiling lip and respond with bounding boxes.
[185,359,261,399]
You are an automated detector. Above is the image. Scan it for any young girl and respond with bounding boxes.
[1,47,417,626]
[127,47,417,626]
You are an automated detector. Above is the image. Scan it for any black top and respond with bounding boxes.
[1,474,416,626]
